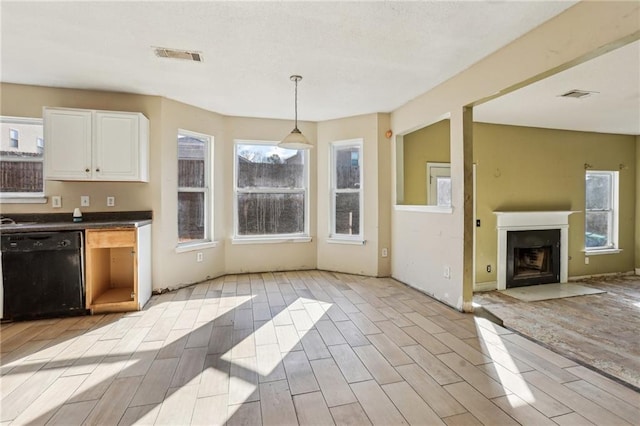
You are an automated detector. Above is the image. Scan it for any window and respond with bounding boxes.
[234,141,308,239]
[331,139,363,240]
[177,130,212,245]
[9,129,19,148]
[1,117,44,199]
[585,171,618,251]
[426,162,451,207]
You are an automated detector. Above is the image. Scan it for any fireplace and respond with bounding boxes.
[494,211,576,290]
[506,229,560,288]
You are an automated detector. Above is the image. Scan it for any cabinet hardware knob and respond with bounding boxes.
[96,168,100,172]
[85,168,90,172]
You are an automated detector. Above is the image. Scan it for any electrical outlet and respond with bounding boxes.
[196,252,203,262]
[80,195,90,207]
[486,264,491,273]
[51,196,62,208]
[443,265,451,279]
[381,248,388,257]
[585,257,589,265]
[107,196,115,207]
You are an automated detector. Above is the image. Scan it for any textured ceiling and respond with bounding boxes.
[1,0,577,122]
[475,40,640,135]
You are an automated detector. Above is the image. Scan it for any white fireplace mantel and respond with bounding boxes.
[494,211,578,290]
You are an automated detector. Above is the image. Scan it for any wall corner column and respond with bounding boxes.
[462,106,474,311]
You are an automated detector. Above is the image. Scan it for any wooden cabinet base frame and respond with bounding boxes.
[85,225,151,313]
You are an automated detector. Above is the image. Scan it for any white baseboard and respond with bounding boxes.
[473,281,497,292]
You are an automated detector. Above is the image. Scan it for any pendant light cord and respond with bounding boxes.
[294,77,299,130]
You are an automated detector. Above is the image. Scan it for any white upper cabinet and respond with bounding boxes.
[44,107,149,182]
[44,108,93,180]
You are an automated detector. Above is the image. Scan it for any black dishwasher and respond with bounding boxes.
[1,231,86,321]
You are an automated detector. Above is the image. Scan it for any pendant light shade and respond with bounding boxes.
[279,75,313,149]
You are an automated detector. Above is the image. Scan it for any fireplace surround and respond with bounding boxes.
[495,211,576,290]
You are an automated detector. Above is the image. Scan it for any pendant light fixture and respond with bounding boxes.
[279,75,313,149]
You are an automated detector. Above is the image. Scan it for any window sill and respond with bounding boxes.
[175,241,219,253]
[583,248,622,256]
[232,236,312,245]
[394,205,453,214]
[327,238,366,245]
[0,196,48,204]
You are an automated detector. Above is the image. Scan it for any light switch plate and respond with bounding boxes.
[81,195,90,207]
[51,196,62,208]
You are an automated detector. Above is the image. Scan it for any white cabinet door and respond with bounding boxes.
[94,112,148,181]
[44,108,92,180]
[44,108,149,182]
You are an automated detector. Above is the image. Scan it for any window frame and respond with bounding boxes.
[233,139,310,243]
[584,170,619,253]
[426,162,451,207]
[9,128,19,148]
[176,129,213,249]
[0,116,46,203]
[329,139,364,243]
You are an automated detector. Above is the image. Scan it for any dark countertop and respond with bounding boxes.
[0,211,152,234]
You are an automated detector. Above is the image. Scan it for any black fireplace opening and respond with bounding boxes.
[506,229,560,288]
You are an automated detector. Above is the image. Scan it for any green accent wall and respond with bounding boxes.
[403,121,637,282]
[402,119,450,205]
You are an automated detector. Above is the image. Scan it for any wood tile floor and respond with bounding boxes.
[474,274,640,389]
[1,270,638,425]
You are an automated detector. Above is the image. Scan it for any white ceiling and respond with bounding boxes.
[6,1,636,136]
[1,0,578,123]
[475,40,640,135]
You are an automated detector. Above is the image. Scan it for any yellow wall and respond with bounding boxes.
[474,123,636,281]
[402,119,450,205]
[402,122,637,282]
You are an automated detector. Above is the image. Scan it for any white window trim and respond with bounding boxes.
[581,248,622,256]
[394,205,454,214]
[177,129,213,247]
[327,237,366,245]
[232,139,309,243]
[0,116,45,203]
[585,170,619,253]
[330,138,363,241]
[9,128,19,147]
[175,240,219,253]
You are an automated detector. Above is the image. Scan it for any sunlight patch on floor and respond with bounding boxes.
[475,319,535,407]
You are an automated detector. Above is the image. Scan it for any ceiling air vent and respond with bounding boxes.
[559,89,597,99]
[153,47,202,62]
